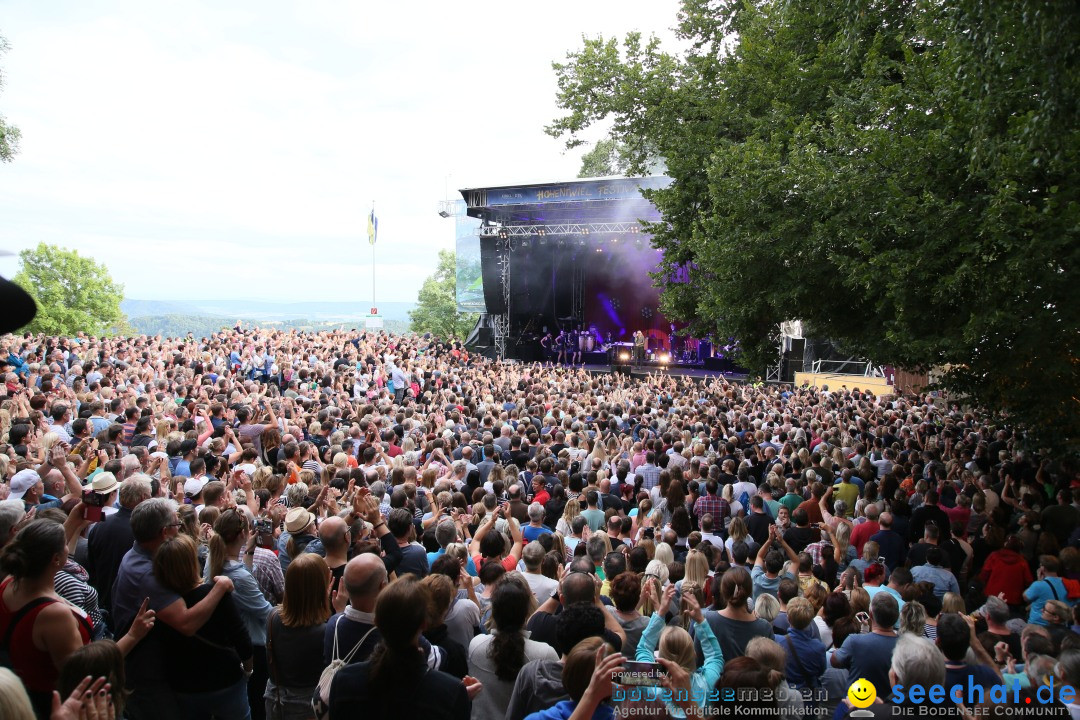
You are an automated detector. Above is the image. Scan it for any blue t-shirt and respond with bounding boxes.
[523,524,553,542]
[832,632,897,695]
[1025,577,1071,625]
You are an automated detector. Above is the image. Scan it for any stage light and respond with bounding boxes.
[537,228,547,236]
[618,352,630,362]
[595,248,603,253]
[498,227,509,240]
[658,352,670,364]
[581,227,590,236]
[611,237,618,244]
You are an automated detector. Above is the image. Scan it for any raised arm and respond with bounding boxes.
[636,584,675,660]
[506,514,524,563]
[469,505,501,556]
[685,592,724,684]
[755,527,776,567]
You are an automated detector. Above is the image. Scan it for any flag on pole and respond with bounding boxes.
[367,208,378,246]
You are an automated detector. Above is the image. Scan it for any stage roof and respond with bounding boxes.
[458,175,670,226]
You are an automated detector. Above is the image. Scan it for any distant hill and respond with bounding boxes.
[122,299,416,322]
[189,300,417,323]
[122,299,416,338]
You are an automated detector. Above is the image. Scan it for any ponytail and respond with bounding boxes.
[209,508,246,577]
[207,532,227,579]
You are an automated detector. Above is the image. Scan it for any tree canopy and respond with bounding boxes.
[13,243,126,335]
[0,34,20,162]
[409,249,477,341]
[548,0,1080,451]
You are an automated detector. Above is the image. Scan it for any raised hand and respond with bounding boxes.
[128,597,156,641]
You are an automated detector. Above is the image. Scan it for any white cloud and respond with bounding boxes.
[0,0,680,302]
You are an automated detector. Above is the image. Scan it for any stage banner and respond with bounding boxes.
[454,200,486,313]
[485,176,671,206]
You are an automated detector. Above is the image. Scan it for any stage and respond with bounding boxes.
[520,361,748,382]
[452,175,745,375]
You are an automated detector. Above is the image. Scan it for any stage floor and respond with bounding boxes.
[529,362,748,381]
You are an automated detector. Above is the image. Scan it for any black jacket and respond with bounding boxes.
[86,506,135,612]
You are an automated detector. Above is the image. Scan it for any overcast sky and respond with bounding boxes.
[0,0,679,304]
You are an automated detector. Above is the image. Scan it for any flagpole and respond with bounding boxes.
[370,201,376,316]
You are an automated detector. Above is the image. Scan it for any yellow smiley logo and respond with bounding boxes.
[847,678,876,709]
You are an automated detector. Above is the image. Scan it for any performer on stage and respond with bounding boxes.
[540,331,554,363]
[633,330,646,364]
[571,327,583,365]
[556,329,568,365]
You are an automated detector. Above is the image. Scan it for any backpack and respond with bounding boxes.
[312,615,377,720]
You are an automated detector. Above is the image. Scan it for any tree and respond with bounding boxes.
[409,249,477,340]
[13,243,126,335]
[578,138,625,178]
[0,34,21,162]
[548,0,1080,451]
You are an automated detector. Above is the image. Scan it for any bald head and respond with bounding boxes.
[878,512,893,529]
[560,569,596,606]
[319,516,349,552]
[343,553,387,610]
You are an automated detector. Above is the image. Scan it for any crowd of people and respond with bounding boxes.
[0,327,1078,720]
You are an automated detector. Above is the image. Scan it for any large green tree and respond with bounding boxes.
[0,33,20,162]
[548,0,1080,451]
[409,249,477,340]
[13,243,126,335]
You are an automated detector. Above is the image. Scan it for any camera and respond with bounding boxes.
[254,518,273,534]
[82,489,107,507]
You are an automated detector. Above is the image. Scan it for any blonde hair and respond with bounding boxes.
[727,516,748,543]
[900,600,927,636]
[786,597,815,630]
[834,522,852,557]
[658,626,696,673]
[0,668,35,720]
[754,593,780,623]
[445,542,468,565]
[562,499,581,523]
[941,592,966,615]
[683,550,709,588]
[850,587,871,616]
[40,431,60,455]
[654,542,674,567]
[745,637,788,689]
[251,466,274,490]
